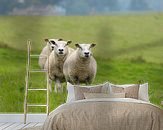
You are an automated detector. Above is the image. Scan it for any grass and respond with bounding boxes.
[0,13,163,112]
[0,14,163,63]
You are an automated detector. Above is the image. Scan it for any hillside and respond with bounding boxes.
[0,13,163,63]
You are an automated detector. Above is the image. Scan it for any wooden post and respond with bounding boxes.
[24,40,31,124]
[46,51,49,115]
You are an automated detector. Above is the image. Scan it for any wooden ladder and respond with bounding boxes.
[24,40,49,124]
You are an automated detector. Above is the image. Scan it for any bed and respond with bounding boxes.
[42,98,163,130]
[41,82,163,130]
[24,82,163,130]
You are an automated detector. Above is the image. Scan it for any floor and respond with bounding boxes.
[0,122,43,130]
[0,114,46,130]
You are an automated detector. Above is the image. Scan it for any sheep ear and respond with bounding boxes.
[58,38,63,41]
[45,39,49,42]
[66,41,72,45]
[90,44,96,48]
[75,44,81,48]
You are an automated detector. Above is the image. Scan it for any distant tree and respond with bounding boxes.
[87,0,120,13]
[63,0,90,15]
[129,0,149,11]
[103,0,120,11]
[24,0,61,7]
[63,0,120,15]
[39,0,61,5]
[0,0,18,14]
[0,0,63,14]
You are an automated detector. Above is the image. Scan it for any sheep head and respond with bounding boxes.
[46,39,72,56]
[75,43,96,58]
[45,38,63,51]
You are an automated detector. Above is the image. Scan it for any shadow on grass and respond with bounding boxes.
[96,22,163,61]
[130,55,146,63]
[112,39,163,57]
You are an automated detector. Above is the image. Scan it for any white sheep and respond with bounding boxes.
[38,38,63,69]
[63,43,97,85]
[44,39,74,92]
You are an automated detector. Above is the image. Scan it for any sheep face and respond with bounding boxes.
[75,44,96,58]
[51,40,72,56]
[45,38,63,51]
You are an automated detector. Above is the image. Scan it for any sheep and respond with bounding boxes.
[38,38,63,69]
[44,39,74,92]
[63,43,97,85]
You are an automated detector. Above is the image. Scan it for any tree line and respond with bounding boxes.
[0,0,160,15]
[0,0,60,14]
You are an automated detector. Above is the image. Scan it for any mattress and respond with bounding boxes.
[41,98,163,130]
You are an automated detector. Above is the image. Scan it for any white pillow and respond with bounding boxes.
[66,82,111,103]
[138,83,149,102]
[66,82,75,103]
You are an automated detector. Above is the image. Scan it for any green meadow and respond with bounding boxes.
[0,13,163,113]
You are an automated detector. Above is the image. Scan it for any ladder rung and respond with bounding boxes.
[27,104,47,107]
[30,70,47,73]
[30,54,48,58]
[28,88,47,91]
[30,55,48,58]
[30,54,40,57]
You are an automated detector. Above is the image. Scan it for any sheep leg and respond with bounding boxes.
[67,74,75,85]
[54,81,58,93]
[48,79,52,92]
[58,81,63,93]
[77,80,80,85]
[54,79,62,93]
[71,76,79,85]
[85,77,91,85]
[86,80,91,85]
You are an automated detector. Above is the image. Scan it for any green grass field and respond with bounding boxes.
[0,13,163,113]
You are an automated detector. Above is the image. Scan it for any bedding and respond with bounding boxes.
[66,82,110,102]
[84,92,125,99]
[138,83,149,102]
[111,84,139,99]
[42,98,163,130]
[74,85,102,100]
[66,82,75,103]
[110,82,149,102]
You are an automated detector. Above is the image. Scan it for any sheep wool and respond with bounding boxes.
[38,38,62,69]
[44,40,73,92]
[63,44,97,85]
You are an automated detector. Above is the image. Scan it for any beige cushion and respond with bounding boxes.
[74,82,110,100]
[74,86,102,100]
[84,93,125,99]
[111,84,139,99]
